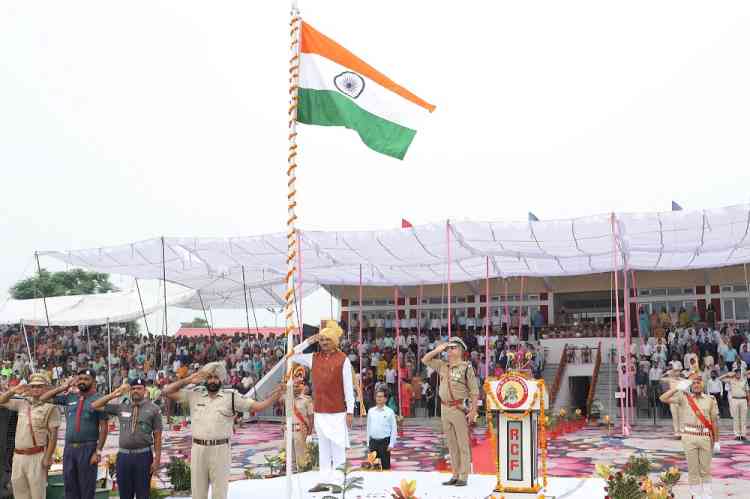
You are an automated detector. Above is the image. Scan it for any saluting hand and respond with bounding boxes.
[272,384,285,401]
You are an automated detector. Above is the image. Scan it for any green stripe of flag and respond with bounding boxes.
[297,88,417,160]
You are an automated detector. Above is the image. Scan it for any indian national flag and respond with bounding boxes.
[298,21,435,160]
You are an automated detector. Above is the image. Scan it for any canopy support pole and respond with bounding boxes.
[631,270,642,347]
[504,279,510,334]
[744,264,750,324]
[623,262,634,426]
[485,256,490,379]
[160,237,168,370]
[197,291,213,338]
[106,318,112,393]
[417,284,423,371]
[241,266,261,337]
[395,287,401,414]
[34,251,50,365]
[518,277,526,339]
[446,220,452,338]
[86,325,91,356]
[358,264,364,385]
[20,320,35,373]
[134,278,151,336]
[611,213,627,435]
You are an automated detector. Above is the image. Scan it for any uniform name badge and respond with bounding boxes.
[121,412,131,418]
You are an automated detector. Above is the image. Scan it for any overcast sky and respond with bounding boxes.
[2,1,750,332]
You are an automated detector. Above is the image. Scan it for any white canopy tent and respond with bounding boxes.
[0,281,195,326]
[39,203,750,308]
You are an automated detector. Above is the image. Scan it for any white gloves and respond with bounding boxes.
[305,435,313,444]
[677,379,692,392]
[713,442,721,453]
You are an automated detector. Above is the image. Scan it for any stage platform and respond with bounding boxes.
[222,470,606,499]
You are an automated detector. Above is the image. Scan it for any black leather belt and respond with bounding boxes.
[68,441,98,448]
[193,438,229,446]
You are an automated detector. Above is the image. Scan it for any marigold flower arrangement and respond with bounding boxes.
[594,457,679,499]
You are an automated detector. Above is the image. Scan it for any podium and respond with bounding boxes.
[485,372,549,496]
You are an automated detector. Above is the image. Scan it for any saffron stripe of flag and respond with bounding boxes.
[297,21,435,160]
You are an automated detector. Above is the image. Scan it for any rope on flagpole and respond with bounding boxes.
[285,5,302,495]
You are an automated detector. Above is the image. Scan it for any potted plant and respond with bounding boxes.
[319,462,364,499]
[166,456,191,496]
[391,479,418,499]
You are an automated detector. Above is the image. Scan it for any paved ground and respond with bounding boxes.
[82,417,749,497]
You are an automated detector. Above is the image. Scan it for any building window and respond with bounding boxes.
[723,298,750,321]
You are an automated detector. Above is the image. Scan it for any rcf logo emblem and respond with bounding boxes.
[496,375,529,409]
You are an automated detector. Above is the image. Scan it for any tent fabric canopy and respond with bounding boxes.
[0,281,195,326]
[40,203,750,309]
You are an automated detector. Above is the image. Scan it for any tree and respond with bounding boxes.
[188,317,209,328]
[10,268,116,300]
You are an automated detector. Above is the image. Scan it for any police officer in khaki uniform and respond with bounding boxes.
[660,373,720,499]
[0,373,61,499]
[720,368,749,441]
[287,370,313,470]
[661,366,683,438]
[421,337,479,487]
[163,362,283,499]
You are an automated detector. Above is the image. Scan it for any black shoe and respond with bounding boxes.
[442,478,458,486]
[454,479,468,487]
[308,484,330,493]
[742,436,748,441]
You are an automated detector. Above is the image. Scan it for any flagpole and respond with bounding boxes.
[285,2,302,495]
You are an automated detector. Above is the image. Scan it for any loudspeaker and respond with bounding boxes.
[0,408,17,499]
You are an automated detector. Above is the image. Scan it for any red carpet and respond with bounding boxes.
[471,431,496,474]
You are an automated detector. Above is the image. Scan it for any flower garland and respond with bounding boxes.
[538,379,548,489]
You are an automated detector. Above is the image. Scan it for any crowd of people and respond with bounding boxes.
[0,323,288,394]
[631,323,750,418]
[335,327,544,418]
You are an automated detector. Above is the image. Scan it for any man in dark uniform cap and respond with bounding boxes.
[40,369,109,499]
[421,337,479,487]
[93,378,163,499]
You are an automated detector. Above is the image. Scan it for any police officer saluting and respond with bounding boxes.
[0,373,61,499]
[92,378,162,499]
[660,372,720,499]
[720,367,749,441]
[162,362,283,499]
[41,369,109,499]
[421,337,479,487]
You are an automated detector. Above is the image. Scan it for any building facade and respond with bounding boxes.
[335,265,750,332]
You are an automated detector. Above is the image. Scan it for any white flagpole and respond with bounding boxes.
[286,1,302,497]
[106,319,112,393]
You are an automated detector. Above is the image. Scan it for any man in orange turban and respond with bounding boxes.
[287,321,354,493]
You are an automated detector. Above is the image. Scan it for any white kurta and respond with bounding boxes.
[289,340,355,449]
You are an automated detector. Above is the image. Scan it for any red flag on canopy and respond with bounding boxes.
[401,219,413,229]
